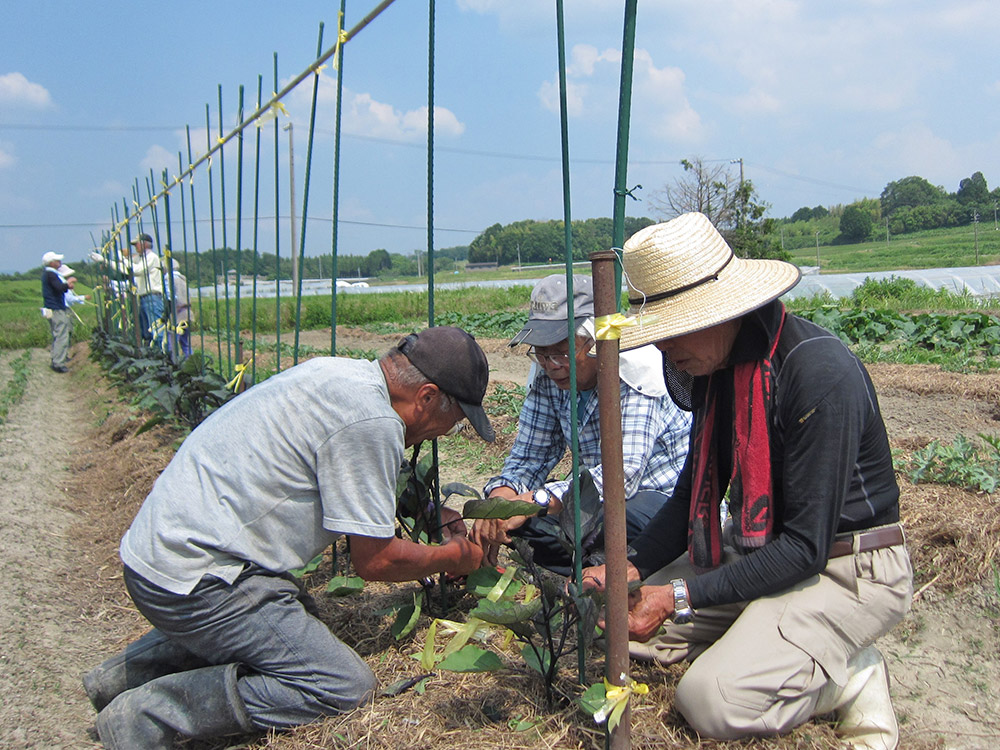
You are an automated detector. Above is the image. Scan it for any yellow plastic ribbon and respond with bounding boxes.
[593,676,649,731]
[255,100,289,128]
[595,312,660,340]
[332,15,348,70]
[225,356,255,393]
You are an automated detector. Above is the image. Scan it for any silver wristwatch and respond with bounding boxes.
[670,578,694,624]
[532,488,553,517]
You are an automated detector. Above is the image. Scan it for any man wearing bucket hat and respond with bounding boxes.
[470,274,691,576]
[41,251,71,372]
[84,327,493,748]
[582,213,911,749]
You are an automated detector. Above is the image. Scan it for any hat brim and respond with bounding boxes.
[619,257,801,351]
[508,318,575,348]
[459,401,495,442]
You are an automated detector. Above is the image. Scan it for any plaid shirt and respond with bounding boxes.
[484,371,692,502]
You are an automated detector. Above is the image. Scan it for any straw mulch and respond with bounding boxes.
[64,352,992,750]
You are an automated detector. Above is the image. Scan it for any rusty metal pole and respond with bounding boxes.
[591,249,630,749]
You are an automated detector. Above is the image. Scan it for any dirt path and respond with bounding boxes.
[0,348,101,748]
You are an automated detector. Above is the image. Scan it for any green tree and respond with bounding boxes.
[880,176,947,215]
[957,171,989,206]
[840,204,874,241]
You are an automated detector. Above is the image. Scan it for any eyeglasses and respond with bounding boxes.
[526,341,594,367]
[526,349,572,367]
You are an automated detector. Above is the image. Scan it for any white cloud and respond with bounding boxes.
[140,144,175,174]
[0,72,52,108]
[0,143,15,169]
[537,78,585,117]
[345,93,464,141]
[871,125,960,184]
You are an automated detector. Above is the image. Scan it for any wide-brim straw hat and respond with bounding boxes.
[619,212,801,351]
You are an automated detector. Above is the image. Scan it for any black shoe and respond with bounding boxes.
[51,364,68,373]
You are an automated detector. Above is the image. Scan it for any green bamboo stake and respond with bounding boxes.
[161,169,179,359]
[176,150,197,364]
[273,53,282,373]
[185,126,207,367]
[293,22,325,365]
[554,0,585,684]
[329,4,347,356]
[204,104,224,369]
[250,75,264,383]
[218,85,233,373]
[234,85,245,363]
[611,0,639,299]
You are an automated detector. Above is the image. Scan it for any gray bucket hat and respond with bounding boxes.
[509,274,594,348]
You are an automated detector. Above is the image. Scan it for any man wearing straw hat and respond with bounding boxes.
[582,213,911,749]
[83,327,493,748]
[471,274,691,576]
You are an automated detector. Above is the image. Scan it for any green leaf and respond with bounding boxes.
[579,682,607,717]
[436,645,503,672]
[520,643,551,675]
[462,496,534,520]
[135,415,165,435]
[288,554,323,578]
[469,597,543,625]
[441,482,481,501]
[391,595,421,640]
[326,575,365,596]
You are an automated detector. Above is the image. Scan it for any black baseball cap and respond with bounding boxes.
[131,232,153,245]
[398,326,495,442]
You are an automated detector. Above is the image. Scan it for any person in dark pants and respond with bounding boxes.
[470,274,691,576]
[41,251,70,372]
[83,327,494,749]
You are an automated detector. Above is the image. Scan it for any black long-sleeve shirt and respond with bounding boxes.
[628,300,899,610]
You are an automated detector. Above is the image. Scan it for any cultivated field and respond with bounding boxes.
[1,329,998,749]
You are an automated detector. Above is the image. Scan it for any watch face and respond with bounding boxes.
[533,488,551,507]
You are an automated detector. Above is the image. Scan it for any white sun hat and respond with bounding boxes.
[619,212,801,351]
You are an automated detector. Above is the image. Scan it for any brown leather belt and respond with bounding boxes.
[829,524,904,559]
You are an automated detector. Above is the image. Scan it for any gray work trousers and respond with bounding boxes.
[49,308,71,367]
[123,563,376,731]
[629,526,913,740]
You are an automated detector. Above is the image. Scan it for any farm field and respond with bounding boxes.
[1,331,999,749]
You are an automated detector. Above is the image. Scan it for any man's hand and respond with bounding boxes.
[442,536,484,576]
[624,584,675,642]
[437,506,467,541]
[468,488,541,567]
[580,561,641,592]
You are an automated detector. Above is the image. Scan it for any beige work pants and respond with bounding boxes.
[629,529,912,740]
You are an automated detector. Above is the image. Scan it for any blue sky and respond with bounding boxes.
[2,0,999,273]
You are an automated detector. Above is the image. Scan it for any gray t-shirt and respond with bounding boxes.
[120,357,402,595]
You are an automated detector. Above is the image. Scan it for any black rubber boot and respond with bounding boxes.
[95,663,254,749]
[83,628,210,712]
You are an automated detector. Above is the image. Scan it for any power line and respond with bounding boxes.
[0,215,482,234]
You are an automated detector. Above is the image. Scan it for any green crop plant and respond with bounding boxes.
[0,350,32,424]
[902,434,1000,493]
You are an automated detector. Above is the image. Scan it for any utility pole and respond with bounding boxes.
[815,231,820,268]
[284,122,298,290]
[994,201,998,231]
[973,211,981,264]
[731,157,745,228]
[885,218,890,246]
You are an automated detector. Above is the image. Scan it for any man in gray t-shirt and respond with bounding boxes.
[85,327,494,749]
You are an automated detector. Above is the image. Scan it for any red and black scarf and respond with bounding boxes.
[688,306,786,570]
